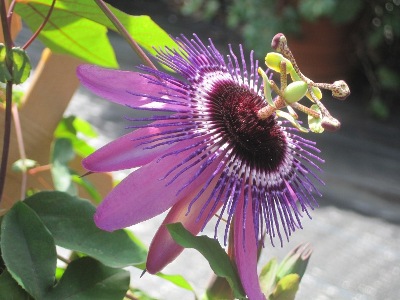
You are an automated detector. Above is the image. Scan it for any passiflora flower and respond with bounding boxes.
[77,34,325,299]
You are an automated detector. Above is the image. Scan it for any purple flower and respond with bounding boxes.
[77,34,323,299]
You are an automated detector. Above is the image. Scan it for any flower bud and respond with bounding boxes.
[276,243,312,281]
[283,81,308,104]
[269,274,300,300]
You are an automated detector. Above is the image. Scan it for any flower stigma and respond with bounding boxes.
[259,33,350,134]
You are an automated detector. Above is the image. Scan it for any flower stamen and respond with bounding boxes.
[258,33,350,133]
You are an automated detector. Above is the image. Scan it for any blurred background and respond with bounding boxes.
[107,0,400,121]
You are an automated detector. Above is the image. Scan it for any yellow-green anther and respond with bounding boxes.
[308,104,324,133]
[286,104,298,119]
[258,67,275,107]
[276,110,309,133]
[312,86,322,99]
[305,86,323,102]
[265,52,293,74]
[289,69,302,82]
[283,81,308,104]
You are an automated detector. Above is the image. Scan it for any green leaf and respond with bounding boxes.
[25,191,147,268]
[259,258,278,297]
[10,47,32,84]
[166,223,246,300]
[69,116,98,138]
[129,287,157,300]
[12,90,25,106]
[269,274,300,300]
[71,174,102,203]
[55,267,65,281]
[135,262,196,293]
[0,269,33,300]
[157,273,194,291]
[0,202,57,299]
[58,0,178,57]
[46,257,130,300]
[54,116,97,157]
[15,1,118,67]
[51,138,76,195]
[53,118,101,199]
[0,44,12,83]
[15,0,178,67]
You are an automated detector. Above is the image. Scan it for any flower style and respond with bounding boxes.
[77,34,325,299]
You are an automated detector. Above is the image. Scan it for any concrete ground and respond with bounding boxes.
[18,1,400,299]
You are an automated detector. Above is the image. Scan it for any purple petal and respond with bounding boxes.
[77,65,157,106]
[146,177,222,274]
[82,123,173,172]
[94,139,222,231]
[234,195,266,300]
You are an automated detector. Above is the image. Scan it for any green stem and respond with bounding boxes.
[93,0,157,70]
[0,0,14,203]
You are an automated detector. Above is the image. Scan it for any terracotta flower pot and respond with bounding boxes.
[287,18,353,83]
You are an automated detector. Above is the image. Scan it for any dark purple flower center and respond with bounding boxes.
[209,80,287,172]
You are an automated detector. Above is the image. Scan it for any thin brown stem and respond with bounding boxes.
[57,254,71,264]
[0,0,14,203]
[0,84,12,203]
[93,0,158,71]
[290,102,320,119]
[280,61,287,90]
[22,0,56,50]
[125,293,138,300]
[6,0,16,27]
[1,0,13,47]
[257,96,285,119]
[28,164,52,175]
